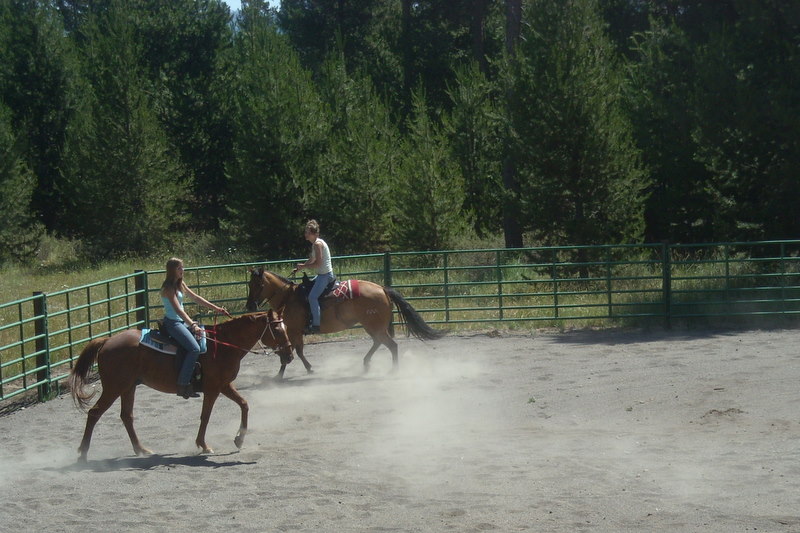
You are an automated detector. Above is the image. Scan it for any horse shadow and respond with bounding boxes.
[249,372,387,390]
[49,452,255,473]
[548,326,738,346]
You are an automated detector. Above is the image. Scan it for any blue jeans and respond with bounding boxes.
[163,318,201,386]
[309,272,333,327]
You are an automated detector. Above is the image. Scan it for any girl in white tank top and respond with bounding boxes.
[293,220,334,333]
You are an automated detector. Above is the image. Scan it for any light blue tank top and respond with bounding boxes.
[162,290,184,321]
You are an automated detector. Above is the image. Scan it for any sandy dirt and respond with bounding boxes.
[1,327,799,532]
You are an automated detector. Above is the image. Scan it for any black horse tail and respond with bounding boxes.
[384,287,447,341]
[69,337,109,411]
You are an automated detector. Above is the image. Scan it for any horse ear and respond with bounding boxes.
[247,266,254,274]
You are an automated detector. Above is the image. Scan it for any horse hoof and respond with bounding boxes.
[306,368,314,375]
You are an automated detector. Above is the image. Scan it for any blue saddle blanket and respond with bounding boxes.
[140,326,207,355]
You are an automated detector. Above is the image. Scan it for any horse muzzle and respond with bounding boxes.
[278,346,294,365]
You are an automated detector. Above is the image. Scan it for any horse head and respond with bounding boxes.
[246,267,291,312]
[246,267,268,312]
[263,309,293,365]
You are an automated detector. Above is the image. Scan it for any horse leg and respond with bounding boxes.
[364,332,399,373]
[296,342,313,374]
[275,333,310,379]
[363,340,381,373]
[195,391,219,454]
[220,383,249,449]
[119,386,153,457]
[77,389,119,463]
[387,336,399,371]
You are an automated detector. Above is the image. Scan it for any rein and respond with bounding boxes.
[203,316,290,358]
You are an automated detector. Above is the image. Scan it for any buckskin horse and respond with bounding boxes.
[245,267,445,378]
[69,310,292,463]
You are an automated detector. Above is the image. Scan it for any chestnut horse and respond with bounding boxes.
[69,310,291,463]
[245,267,445,378]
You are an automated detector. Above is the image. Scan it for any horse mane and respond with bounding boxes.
[214,312,269,332]
[260,269,294,286]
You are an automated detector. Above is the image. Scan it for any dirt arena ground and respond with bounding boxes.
[1,328,799,532]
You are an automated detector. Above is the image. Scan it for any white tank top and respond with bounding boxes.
[311,238,333,275]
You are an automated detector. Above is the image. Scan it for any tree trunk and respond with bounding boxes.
[503,0,523,248]
[505,0,521,53]
[401,0,413,118]
[471,0,490,75]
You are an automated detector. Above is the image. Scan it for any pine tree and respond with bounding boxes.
[129,0,235,229]
[0,0,77,235]
[312,54,400,253]
[224,3,327,257]
[61,0,187,256]
[392,90,466,251]
[691,1,800,241]
[445,61,503,238]
[0,102,43,263]
[508,0,647,247]
[627,20,715,243]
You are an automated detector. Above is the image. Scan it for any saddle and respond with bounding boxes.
[298,273,360,323]
[299,273,360,302]
[140,321,208,355]
[298,272,337,299]
[139,322,207,392]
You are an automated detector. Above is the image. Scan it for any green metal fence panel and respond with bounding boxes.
[1,273,147,403]
[0,293,45,402]
[4,240,800,405]
[668,241,800,320]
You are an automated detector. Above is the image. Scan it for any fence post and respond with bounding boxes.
[383,252,392,287]
[135,270,149,329]
[780,241,786,314]
[662,242,672,329]
[552,248,559,319]
[496,250,504,321]
[606,247,613,318]
[444,253,450,323]
[724,245,730,304]
[33,292,52,401]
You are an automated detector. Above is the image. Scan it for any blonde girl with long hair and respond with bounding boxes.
[161,257,231,398]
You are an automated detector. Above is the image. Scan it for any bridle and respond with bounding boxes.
[256,315,292,357]
[248,270,289,311]
[251,280,272,310]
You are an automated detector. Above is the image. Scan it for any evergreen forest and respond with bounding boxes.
[1,0,798,265]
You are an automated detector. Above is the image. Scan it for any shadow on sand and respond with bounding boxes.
[48,451,255,473]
